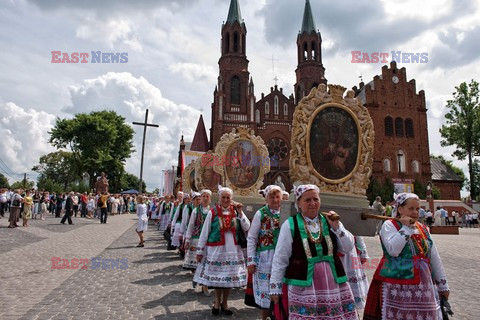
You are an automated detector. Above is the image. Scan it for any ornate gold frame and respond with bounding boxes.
[182,160,198,193]
[290,84,374,195]
[213,127,270,197]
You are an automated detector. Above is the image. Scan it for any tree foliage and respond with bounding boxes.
[439,79,480,198]
[33,151,77,191]
[0,173,9,188]
[10,179,35,190]
[120,172,146,193]
[367,178,394,205]
[48,110,135,192]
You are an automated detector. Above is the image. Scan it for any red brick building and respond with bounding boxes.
[354,62,433,189]
[208,0,327,191]
[181,0,462,199]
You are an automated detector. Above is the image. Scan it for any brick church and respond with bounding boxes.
[179,0,462,199]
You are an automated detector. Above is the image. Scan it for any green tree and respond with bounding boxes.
[32,151,77,191]
[121,172,146,192]
[440,80,480,198]
[10,179,35,190]
[464,159,480,194]
[152,188,160,195]
[367,178,394,205]
[0,173,9,188]
[36,178,63,194]
[49,110,135,193]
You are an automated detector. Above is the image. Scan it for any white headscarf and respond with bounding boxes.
[294,184,320,201]
[392,192,419,218]
[264,185,283,197]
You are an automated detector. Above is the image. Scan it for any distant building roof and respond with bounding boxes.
[431,158,463,182]
[190,115,209,152]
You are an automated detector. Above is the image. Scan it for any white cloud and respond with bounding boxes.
[0,101,56,182]
[65,72,201,189]
[169,62,217,83]
[76,17,143,51]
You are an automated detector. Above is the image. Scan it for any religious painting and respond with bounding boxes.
[308,106,359,181]
[225,139,261,189]
[182,160,197,193]
[195,151,222,193]
[189,169,198,192]
[213,127,270,197]
[290,83,374,195]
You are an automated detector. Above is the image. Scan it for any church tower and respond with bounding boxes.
[210,0,255,149]
[294,0,326,104]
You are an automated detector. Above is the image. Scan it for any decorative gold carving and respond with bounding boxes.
[213,127,270,197]
[182,160,198,194]
[290,83,374,195]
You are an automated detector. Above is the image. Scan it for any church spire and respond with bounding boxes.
[301,0,316,34]
[226,0,243,25]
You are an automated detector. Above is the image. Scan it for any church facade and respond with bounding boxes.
[178,0,460,198]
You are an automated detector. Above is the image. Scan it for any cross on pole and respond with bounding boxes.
[132,109,159,194]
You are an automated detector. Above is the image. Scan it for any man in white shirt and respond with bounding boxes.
[434,207,442,226]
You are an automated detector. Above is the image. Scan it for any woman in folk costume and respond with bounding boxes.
[170,193,190,250]
[158,195,173,231]
[270,184,357,320]
[246,185,282,320]
[363,193,450,320]
[180,192,202,248]
[338,236,370,311]
[195,187,251,316]
[185,189,212,296]
[135,195,148,247]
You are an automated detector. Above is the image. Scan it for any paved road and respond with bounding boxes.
[1,212,479,319]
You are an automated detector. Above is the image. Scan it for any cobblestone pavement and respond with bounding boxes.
[1,212,479,319]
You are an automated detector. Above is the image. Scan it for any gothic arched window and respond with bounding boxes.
[265,102,270,114]
[274,96,279,115]
[283,103,288,116]
[395,117,404,137]
[255,109,260,123]
[231,76,240,105]
[385,116,393,136]
[224,32,230,54]
[233,32,239,53]
[311,41,316,60]
[405,118,414,137]
[303,42,308,60]
[397,150,406,173]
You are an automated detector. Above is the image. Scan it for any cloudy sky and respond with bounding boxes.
[0,0,479,193]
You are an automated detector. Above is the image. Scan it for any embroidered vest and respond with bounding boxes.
[256,206,280,252]
[183,204,194,230]
[207,205,241,246]
[176,204,185,224]
[284,213,347,286]
[192,205,209,239]
[374,220,432,285]
[161,202,171,215]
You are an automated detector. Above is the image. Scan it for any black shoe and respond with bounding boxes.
[136,243,144,247]
[221,306,233,316]
[61,222,65,224]
[211,306,220,315]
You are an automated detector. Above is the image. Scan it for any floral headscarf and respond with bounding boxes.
[392,192,419,218]
[294,184,320,201]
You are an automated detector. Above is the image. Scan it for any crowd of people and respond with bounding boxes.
[137,186,453,319]
[0,187,140,228]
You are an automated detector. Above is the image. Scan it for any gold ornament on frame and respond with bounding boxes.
[289,83,375,195]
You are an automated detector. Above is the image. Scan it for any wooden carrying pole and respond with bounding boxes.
[361,213,415,225]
